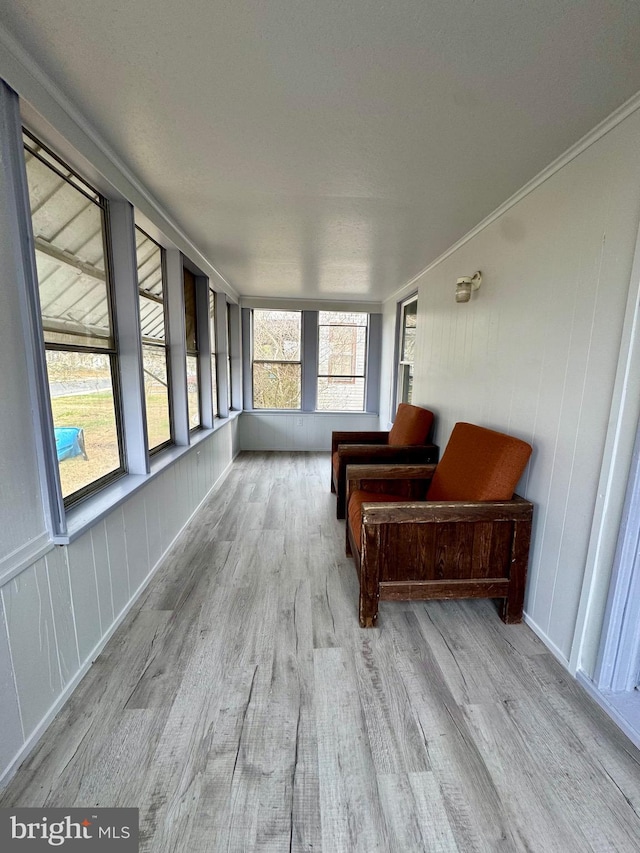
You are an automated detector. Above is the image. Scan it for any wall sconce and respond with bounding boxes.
[456,271,482,303]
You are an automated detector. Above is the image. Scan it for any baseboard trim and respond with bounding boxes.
[576,671,640,751]
[523,612,571,671]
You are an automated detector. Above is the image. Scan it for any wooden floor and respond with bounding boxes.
[3,452,640,852]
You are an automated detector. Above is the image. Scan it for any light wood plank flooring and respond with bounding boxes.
[3,452,640,852]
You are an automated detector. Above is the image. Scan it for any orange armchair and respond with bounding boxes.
[331,403,438,519]
[346,422,533,627]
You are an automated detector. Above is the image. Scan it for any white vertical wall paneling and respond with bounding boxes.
[0,597,24,773]
[123,493,150,596]
[44,546,79,685]
[397,110,640,665]
[144,477,163,574]
[66,532,102,663]
[90,524,115,636]
[104,511,130,616]
[2,560,62,737]
[239,413,380,451]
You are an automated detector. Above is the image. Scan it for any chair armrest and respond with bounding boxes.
[337,443,437,463]
[361,496,533,525]
[346,463,437,504]
[347,463,437,481]
[331,431,389,455]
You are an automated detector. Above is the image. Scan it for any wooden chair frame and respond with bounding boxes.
[346,464,533,628]
[330,430,438,519]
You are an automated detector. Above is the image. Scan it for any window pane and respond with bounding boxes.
[318,311,368,326]
[47,351,121,498]
[136,230,165,344]
[186,355,200,428]
[135,230,163,300]
[401,300,417,363]
[253,310,301,361]
[253,363,301,409]
[142,345,171,450]
[139,295,165,342]
[184,269,197,352]
[24,144,113,349]
[317,377,365,411]
[318,325,367,376]
[399,298,417,404]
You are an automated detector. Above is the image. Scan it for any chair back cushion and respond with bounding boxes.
[426,423,532,502]
[388,404,434,447]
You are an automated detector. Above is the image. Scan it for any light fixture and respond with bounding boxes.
[456,271,482,303]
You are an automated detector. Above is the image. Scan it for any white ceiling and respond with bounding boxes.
[2,1,640,303]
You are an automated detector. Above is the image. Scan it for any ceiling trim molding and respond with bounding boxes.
[385,87,640,305]
[0,23,239,301]
[240,296,382,313]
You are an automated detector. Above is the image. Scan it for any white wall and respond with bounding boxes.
[239,412,380,451]
[381,110,640,666]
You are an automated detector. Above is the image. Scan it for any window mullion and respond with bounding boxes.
[302,310,318,412]
[110,200,149,474]
[196,275,213,428]
[165,249,190,444]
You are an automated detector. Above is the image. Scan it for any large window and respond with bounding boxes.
[252,310,302,409]
[183,269,201,429]
[23,131,124,504]
[317,311,368,411]
[136,228,171,451]
[397,296,417,406]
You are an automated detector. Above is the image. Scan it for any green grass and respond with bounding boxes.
[52,390,170,498]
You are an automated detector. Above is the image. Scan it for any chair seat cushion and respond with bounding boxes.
[332,450,340,480]
[348,489,400,553]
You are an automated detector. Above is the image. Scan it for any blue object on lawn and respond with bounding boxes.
[55,427,88,462]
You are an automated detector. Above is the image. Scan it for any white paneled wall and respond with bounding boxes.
[239,412,380,451]
[381,109,640,665]
[0,420,238,785]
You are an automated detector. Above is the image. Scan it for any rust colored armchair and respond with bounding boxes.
[331,403,438,519]
[346,422,533,627]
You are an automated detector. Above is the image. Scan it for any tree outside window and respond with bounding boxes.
[252,310,301,409]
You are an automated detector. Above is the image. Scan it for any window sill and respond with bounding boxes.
[54,412,240,544]
[243,409,379,416]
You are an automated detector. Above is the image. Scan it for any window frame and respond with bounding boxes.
[209,286,219,420]
[316,311,369,412]
[183,267,202,432]
[395,293,418,410]
[23,129,127,508]
[136,226,173,455]
[251,308,303,411]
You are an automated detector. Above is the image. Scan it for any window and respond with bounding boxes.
[183,268,200,429]
[23,131,124,504]
[252,309,301,409]
[209,287,218,418]
[317,311,368,411]
[226,301,233,410]
[136,228,171,451]
[397,296,417,406]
